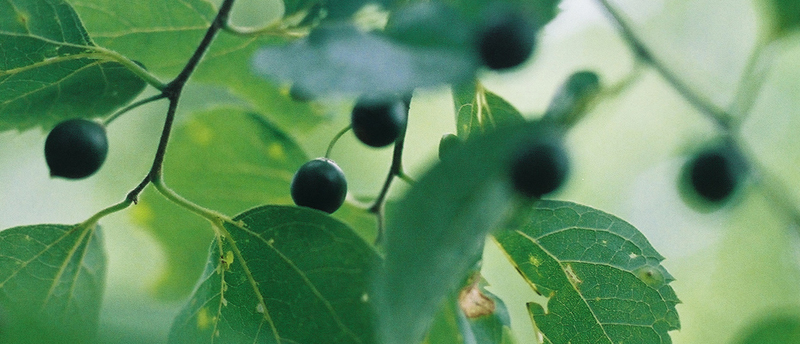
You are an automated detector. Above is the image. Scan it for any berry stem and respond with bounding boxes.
[369,134,409,244]
[103,93,168,126]
[325,125,352,159]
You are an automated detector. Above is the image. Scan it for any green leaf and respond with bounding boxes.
[767,0,800,36]
[375,122,550,344]
[735,313,800,344]
[441,0,560,28]
[68,0,217,77]
[69,0,327,134]
[135,107,308,300]
[168,205,379,343]
[252,25,478,96]
[191,37,327,135]
[493,200,680,344]
[542,71,601,127]
[453,84,526,139]
[0,223,106,343]
[0,0,146,132]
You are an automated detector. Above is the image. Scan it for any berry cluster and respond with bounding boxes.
[290,95,409,213]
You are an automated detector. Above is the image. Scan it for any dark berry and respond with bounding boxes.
[351,95,409,148]
[291,158,347,213]
[476,6,537,70]
[686,147,744,203]
[44,119,108,179]
[510,138,569,198]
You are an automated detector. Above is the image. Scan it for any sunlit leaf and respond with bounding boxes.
[453,84,525,139]
[0,223,106,342]
[0,0,145,132]
[494,200,681,344]
[168,205,379,343]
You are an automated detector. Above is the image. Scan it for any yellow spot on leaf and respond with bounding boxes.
[220,251,234,271]
[267,143,286,161]
[635,266,665,287]
[197,308,211,330]
[187,120,214,146]
[528,254,542,267]
[256,303,265,314]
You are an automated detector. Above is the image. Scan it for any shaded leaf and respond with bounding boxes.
[494,200,680,344]
[766,0,800,36]
[453,84,525,139]
[0,223,106,342]
[168,205,379,343]
[0,0,146,132]
[252,25,478,96]
[375,122,551,344]
[135,108,308,300]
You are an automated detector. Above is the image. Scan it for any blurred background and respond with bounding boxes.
[1,0,800,342]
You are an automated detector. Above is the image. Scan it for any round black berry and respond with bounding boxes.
[291,158,348,213]
[44,119,109,179]
[351,96,409,148]
[476,6,537,70]
[685,147,744,203]
[510,138,569,198]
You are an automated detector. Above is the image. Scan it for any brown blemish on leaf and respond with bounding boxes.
[458,285,496,318]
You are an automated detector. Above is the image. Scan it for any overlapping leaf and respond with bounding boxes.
[376,122,554,344]
[168,205,379,343]
[493,201,680,344]
[425,286,516,344]
[0,223,106,342]
[0,0,145,132]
